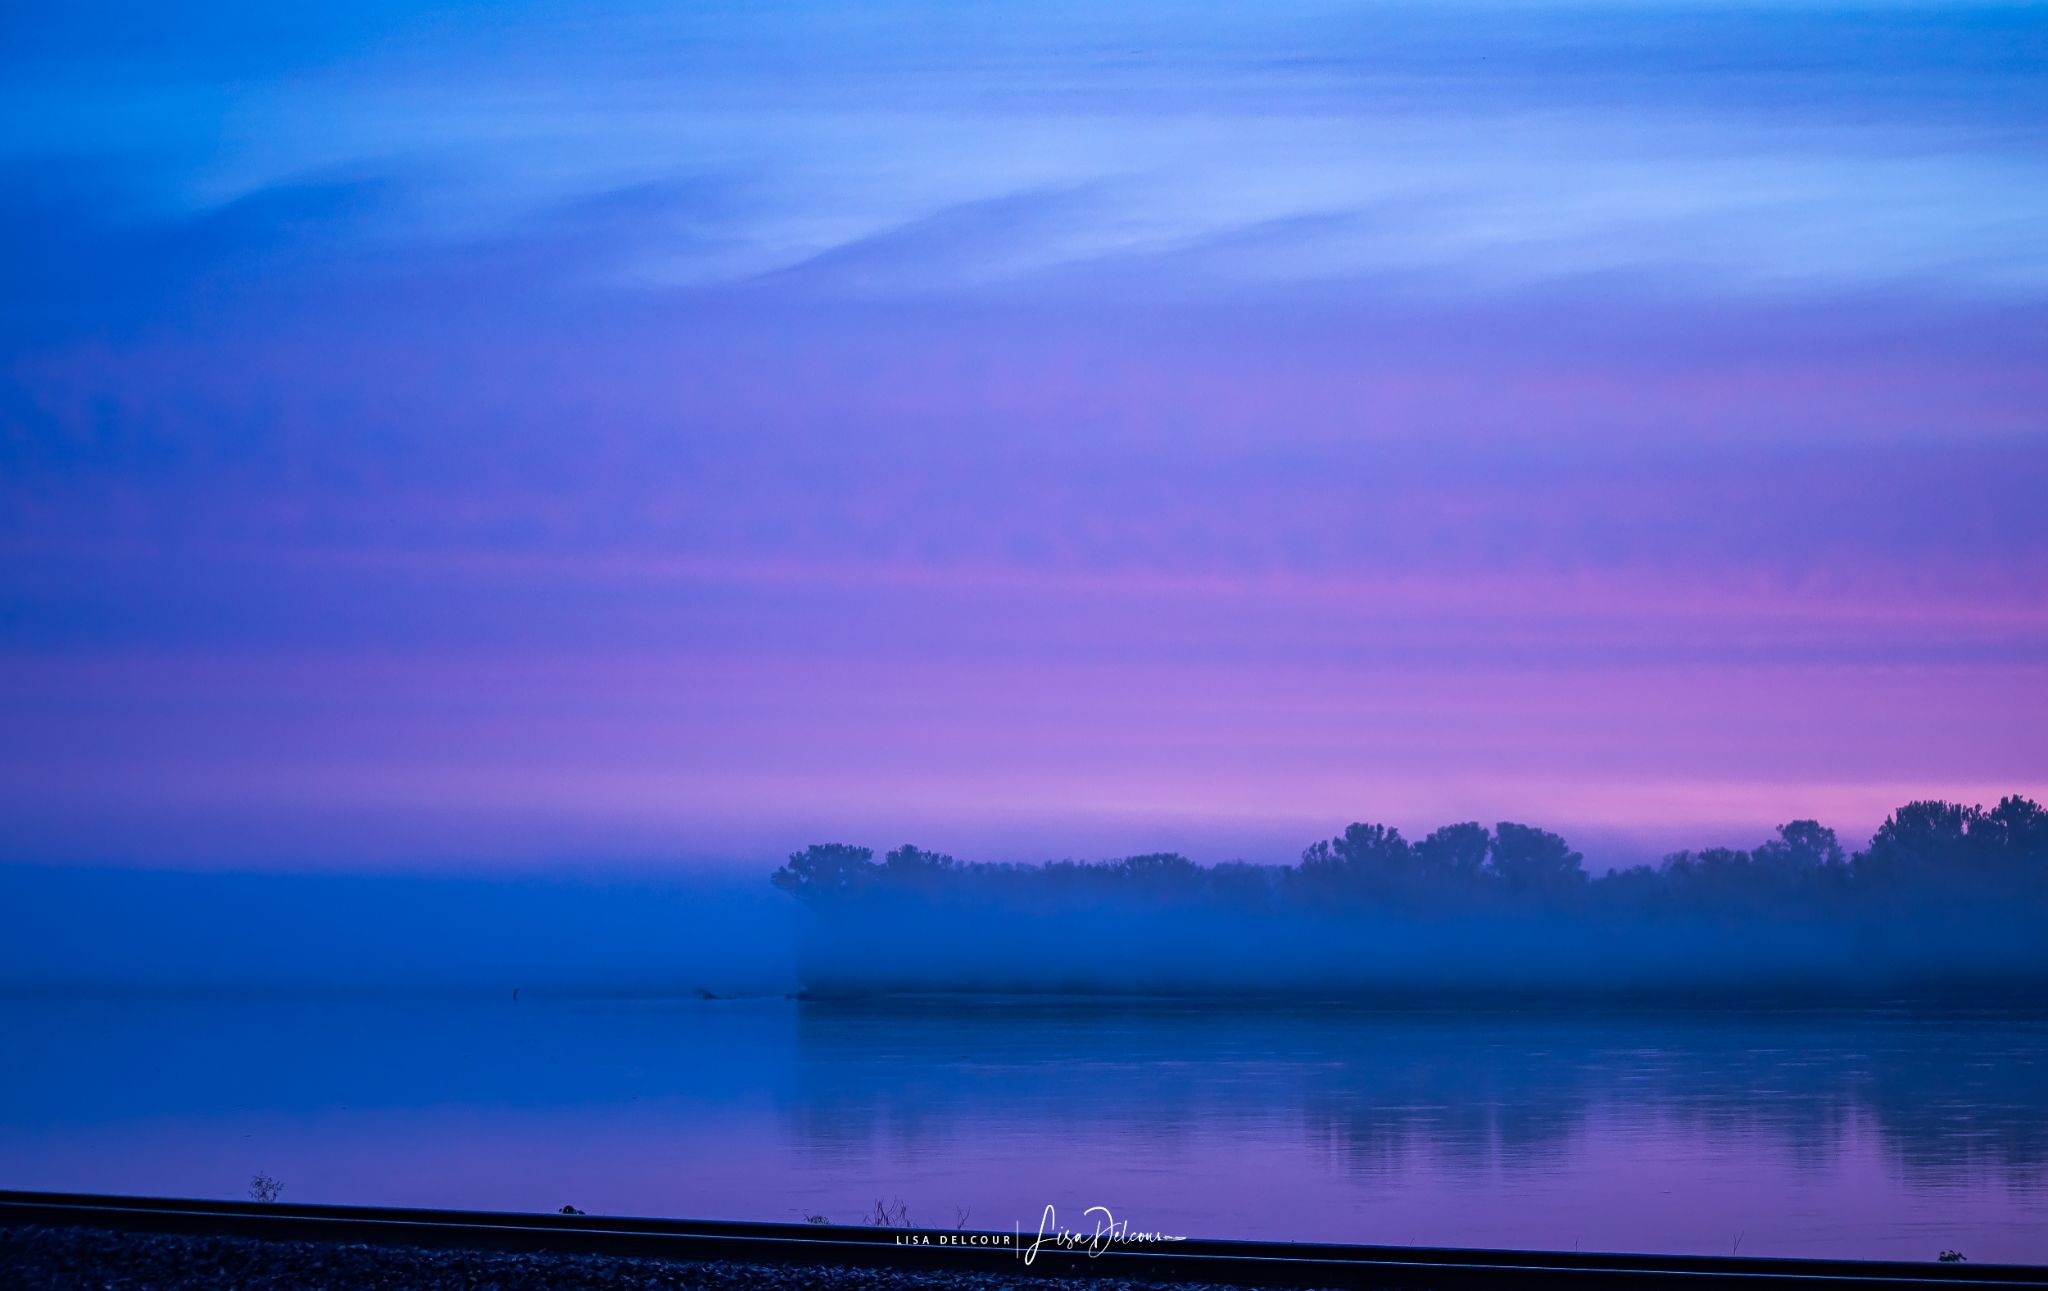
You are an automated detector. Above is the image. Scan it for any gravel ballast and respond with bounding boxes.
[0,1224,1327,1291]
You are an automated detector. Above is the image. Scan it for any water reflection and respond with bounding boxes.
[2,995,2042,1259]
[789,1000,2047,1193]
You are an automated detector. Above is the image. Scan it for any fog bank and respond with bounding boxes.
[777,797,2048,1000]
[0,865,798,996]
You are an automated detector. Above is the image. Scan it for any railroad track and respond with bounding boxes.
[2,1189,2042,1289]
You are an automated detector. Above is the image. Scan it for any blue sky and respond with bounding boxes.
[2,2,2044,869]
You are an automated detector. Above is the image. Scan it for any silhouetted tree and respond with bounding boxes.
[767,794,2048,999]
[1114,852,1203,894]
[1490,822,1586,896]
[1417,822,1491,879]
[1863,800,1975,876]
[1298,822,1414,899]
[769,799,2043,934]
[883,844,959,888]
[1753,820,1844,873]
[1979,796,2048,866]
[772,843,879,904]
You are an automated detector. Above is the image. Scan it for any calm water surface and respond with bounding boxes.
[3,996,2043,1262]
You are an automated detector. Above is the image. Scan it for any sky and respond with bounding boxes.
[1,1,2044,872]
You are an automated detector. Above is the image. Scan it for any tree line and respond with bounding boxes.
[771,794,2048,914]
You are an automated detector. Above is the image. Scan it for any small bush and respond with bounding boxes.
[865,1197,909,1228]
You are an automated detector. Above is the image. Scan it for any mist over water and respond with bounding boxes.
[778,802,2048,1001]
[0,865,798,997]
[4,829,2046,1261]
[791,895,2048,1002]
[6,796,2045,1002]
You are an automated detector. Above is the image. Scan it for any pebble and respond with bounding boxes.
[0,1224,1327,1291]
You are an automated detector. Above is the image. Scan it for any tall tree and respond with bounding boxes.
[1490,822,1586,895]
[771,843,879,904]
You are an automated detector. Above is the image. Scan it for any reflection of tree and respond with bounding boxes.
[1295,1023,1589,1175]
[789,1002,2048,1193]
[1861,1017,2048,1192]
